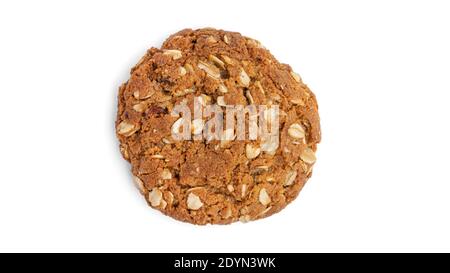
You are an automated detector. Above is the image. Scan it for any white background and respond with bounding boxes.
[0,0,449,253]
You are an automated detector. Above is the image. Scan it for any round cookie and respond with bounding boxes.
[116,28,321,225]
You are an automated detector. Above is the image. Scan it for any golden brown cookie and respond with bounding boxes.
[116,28,321,225]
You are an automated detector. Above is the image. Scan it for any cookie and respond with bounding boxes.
[116,28,321,225]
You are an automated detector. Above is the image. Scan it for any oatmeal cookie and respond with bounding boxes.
[116,28,321,224]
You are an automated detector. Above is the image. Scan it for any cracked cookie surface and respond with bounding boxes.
[116,28,321,225]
